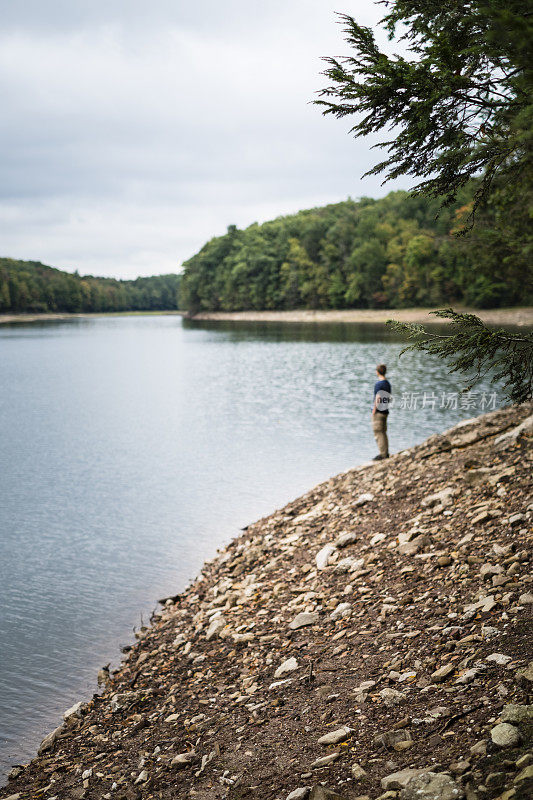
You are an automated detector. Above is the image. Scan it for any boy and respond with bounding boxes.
[371,364,391,460]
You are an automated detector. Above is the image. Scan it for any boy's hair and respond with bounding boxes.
[377,364,387,376]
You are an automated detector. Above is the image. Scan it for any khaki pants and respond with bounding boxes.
[372,412,389,457]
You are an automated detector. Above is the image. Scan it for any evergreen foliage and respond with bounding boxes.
[316,1,533,221]
[179,188,530,313]
[389,309,533,403]
[315,0,532,403]
[0,258,181,314]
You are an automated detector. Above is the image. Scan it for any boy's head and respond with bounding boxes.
[376,364,387,378]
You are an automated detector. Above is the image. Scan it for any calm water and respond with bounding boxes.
[0,315,504,778]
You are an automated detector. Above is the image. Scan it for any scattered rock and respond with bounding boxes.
[37,724,64,755]
[134,769,148,784]
[399,771,464,800]
[494,414,533,448]
[376,729,413,751]
[289,612,319,630]
[470,740,487,757]
[286,789,310,800]
[431,663,455,683]
[354,493,374,507]
[63,701,84,721]
[352,763,368,780]
[500,704,533,723]
[274,657,299,678]
[317,726,352,746]
[381,768,428,790]
[311,752,341,769]
[330,602,352,620]
[309,787,348,800]
[490,723,521,748]
[171,751,197,768]
[316,543,337,570]
[7,403,532,800]
[205,615,226,640]
[437,555,453,567]
[421,487,455,508]
[379,688,407,706]
[515,661,533,682]
[514,764,533,783]
[486,653,512,665]
[336,532,357,548]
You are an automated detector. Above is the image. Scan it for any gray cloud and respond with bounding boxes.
[0,1,412,278]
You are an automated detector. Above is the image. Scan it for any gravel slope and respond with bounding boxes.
[2,405,532,800]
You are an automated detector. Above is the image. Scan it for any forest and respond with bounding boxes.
[0,258,181,314]
[179,186,531,313]
[3,184,530,317]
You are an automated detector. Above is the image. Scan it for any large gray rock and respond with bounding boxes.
[330,602,352,621]
[286,789,310,800]
[289,612,319,630]
[205,615,226,640]
[336,532,357,548]
[309,787,347,800]
[515,661,533,683]
[421,487,455,508]
[399,771,464,800]
[63,700,84,721]
[431,663,455,682]
[316,543,336,570]
[379,687,406,705]
[500,704,533,724]
[274,657,299,679]
[317,726,351,746]
[311,752,340,769]
[38,723,64,755]
[494,414,533,448]
[354,492,374,507]
[171,751,197,768]
[490,722,521,747]
[381,768,428,790]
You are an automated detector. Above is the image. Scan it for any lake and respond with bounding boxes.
[0,314,504,778]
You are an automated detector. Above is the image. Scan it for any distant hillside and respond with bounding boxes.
[180,187,530,313]
[0,259,181,314]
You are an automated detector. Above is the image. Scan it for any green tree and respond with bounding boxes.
[0,279,10,310]
[317,1,533,401]
[316,1,533,218]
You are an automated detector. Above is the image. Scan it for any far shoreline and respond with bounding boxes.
[0,310,185,325]
[190,306,533,327]
[1,306,532,327]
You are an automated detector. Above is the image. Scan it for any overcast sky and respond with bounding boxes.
[0,1,412,278]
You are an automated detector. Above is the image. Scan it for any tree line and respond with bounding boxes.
[179,185,530,314]
[0,258,181,314]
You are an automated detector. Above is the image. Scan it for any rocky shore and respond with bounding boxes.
[2,405,532,800]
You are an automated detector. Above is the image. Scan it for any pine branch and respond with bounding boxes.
[387,309,533,404]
